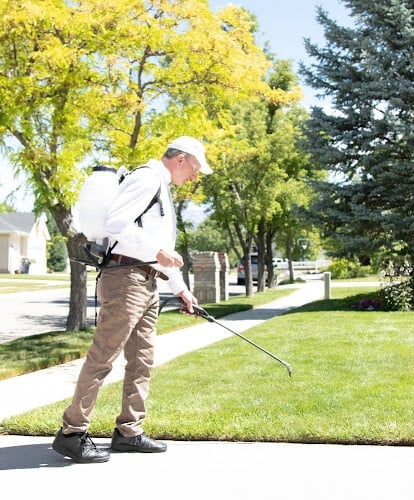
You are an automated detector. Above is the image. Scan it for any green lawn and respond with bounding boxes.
[0,272,94,294]
[2,284,413,445]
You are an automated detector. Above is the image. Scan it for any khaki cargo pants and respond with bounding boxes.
[62,265,159,437]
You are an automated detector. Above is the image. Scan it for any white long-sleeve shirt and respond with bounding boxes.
[104,159,187,295]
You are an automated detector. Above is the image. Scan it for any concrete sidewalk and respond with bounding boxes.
[0,279,412,499]
[1,434,412,500]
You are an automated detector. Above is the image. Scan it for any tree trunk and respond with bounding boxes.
[286,232,294,283]
[255,219,266,292]
[243,250,254,297]
[66,233,89,331]
[51,204,89,331]
[225,221,254,297]
[242,234,255,298]
[176,201,191,289]
[266,226,277,288]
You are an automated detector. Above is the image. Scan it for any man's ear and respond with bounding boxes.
[177,153,186,165]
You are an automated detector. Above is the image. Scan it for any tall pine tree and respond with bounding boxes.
[300,0,414,264]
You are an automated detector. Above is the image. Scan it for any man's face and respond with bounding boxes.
[172,153,201,185]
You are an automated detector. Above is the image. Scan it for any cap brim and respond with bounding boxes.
[200,162,213,175]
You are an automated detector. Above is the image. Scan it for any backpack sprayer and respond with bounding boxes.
[71,164,163,270]
[71,165,163,324]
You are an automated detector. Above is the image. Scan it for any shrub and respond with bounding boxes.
[379,281,413,311]
[379,257,414,311]
[327,258,369,279]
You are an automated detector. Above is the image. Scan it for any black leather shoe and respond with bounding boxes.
[111,428,167,453]
[52,428,110,463]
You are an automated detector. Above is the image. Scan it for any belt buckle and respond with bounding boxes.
[108,255,121,266]
[111,254,122,265]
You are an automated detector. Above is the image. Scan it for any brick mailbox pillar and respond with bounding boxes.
[192,251,221,304]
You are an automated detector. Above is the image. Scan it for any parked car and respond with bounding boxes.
[237,254,268,285]
[272,257,288,269]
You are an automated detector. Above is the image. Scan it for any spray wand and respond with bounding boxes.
[187,303,292,377]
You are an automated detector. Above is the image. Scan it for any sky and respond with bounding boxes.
[1,0,352,213]
[208,0,351,107]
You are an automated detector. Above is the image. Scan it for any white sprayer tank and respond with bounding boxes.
[75,165,119,244]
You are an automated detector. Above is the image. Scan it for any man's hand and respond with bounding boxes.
[156,249,184,267]
[177,289,197,315]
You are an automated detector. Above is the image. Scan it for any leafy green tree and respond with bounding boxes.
[300,0,414,265]
[204,59,312,295]
[205,104,310,295]
[205,103,284,296]
[0,0,275,329]
[257,105,314,288]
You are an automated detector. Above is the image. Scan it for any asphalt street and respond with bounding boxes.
[0,276,189,343]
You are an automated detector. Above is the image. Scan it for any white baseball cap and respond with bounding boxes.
[167,136,212,175]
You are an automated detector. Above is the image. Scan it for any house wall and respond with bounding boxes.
[27,215,50,274]
[0,234,22,273]
[0,235,10,272]
[0,213,50,274]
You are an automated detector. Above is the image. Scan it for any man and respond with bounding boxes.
[53,136,212,463]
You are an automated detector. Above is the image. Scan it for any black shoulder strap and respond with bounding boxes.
[135,183,163,227]
[119,165,164,225]
[106,165,164,257]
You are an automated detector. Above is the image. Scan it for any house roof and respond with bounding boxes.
[0,212,36,234]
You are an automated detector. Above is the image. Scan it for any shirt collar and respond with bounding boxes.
[147,158,171,185]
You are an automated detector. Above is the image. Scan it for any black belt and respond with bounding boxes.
[109,253,168,280]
